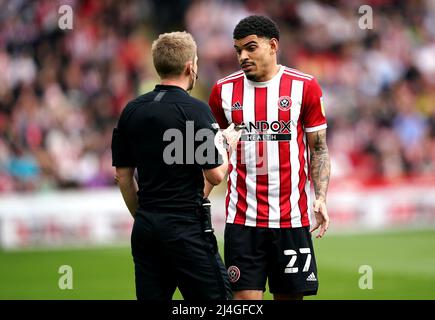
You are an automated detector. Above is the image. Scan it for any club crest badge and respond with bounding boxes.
[278,96,292,111]
[227,266,240,283]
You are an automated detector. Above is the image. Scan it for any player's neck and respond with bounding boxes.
[255,64,281,82]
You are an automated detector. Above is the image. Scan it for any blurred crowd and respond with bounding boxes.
[0,0,434,193]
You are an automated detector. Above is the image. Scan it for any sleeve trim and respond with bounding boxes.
[305,123,327,133]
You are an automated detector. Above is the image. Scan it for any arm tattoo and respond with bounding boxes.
[310,130,331,201]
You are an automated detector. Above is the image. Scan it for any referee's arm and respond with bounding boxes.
[112,123,138,219]
[115,167,138,218]
[202,128,229,186]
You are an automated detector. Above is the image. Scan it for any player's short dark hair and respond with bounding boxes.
[233,15,280,41]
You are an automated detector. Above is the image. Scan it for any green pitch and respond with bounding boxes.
[0,229,434,300]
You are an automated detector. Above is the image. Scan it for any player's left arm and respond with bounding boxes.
[115,167,138,218]
[302,77,331,238]
[307,129,330,238]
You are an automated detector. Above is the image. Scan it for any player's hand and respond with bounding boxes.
[310,198,329,238]
[214,130,226,155]
[222,123,242,153]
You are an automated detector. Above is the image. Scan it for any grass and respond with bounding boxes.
[0,229,434,300]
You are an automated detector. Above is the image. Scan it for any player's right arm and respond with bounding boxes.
[203,84,238,197]
[203,124,240,189]
[208,83,229,130]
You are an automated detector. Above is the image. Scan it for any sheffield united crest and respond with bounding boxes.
[278,96,292,111]
[228,266,240,283]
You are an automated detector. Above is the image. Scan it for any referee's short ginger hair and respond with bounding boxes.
[233,15,280,41]
[151,31,197,78]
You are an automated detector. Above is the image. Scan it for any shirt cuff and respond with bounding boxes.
[305,123,327,133]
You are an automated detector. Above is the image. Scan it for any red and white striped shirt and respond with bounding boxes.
[209,65,327,228]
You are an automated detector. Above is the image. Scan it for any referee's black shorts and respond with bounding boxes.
[131,209,232,300]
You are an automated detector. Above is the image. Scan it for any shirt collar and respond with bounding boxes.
[155,84,188,95]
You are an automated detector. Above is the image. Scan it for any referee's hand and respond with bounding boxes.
[310,199,329,238]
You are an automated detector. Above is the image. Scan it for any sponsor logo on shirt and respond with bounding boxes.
[231,101,243,111]
[238,120,293,141]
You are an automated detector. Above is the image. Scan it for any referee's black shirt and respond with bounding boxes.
[111,85,222,212]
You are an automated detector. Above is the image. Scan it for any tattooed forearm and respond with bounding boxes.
[309,130,331,201]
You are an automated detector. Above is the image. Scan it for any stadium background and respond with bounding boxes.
[0,0,434,299]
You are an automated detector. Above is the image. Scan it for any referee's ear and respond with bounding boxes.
[185,61,193,76]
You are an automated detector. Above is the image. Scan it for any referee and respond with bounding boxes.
[111,32,236,300]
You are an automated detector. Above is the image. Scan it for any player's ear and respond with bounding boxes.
[269,38,279,55]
